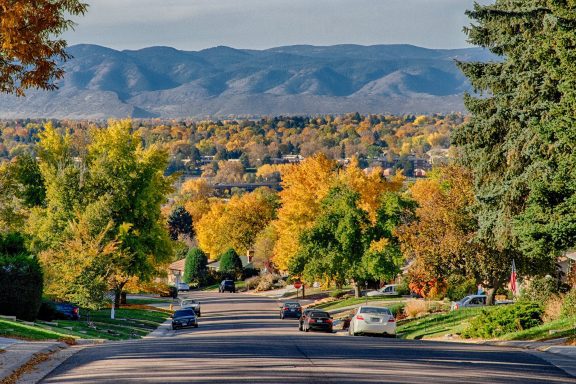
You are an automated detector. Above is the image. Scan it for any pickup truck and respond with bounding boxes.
[180,298,201,317]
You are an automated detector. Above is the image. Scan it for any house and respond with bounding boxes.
[559,250,576,280]
[207,254,254,271]
[167,258,185,285]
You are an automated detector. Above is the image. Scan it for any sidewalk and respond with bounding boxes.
[0,338,68,383]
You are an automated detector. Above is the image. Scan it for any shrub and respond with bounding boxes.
[462,302,543,339]
[521,276,558,304]
[256,273,280,291]
[0,253,44,321]
[330,290,348,299]
[561,289,576,318]
[446,275,477,301]
[245,276,261,290]
[404,299,429,318]
[544,295,564,322]
[396,278,410,296]
[389,303,405,317]
[37,301,59,322]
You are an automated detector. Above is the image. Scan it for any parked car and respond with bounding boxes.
[348,306,396,337]
[366,284,398,297]
[177,282,190,292]
[302,311,333,333]
[451,294,487,310]
[180,298,201,317]
[219,280,236,293]
[171,308,198,330]
[298,308,316,331]
[280,302,302,319]
[54,302,80,320]
[451,294,514,310]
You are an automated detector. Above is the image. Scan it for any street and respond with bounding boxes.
[42,292,574,383]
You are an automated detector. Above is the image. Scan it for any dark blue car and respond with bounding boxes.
[54,302,80,320]
[280,302,302,319]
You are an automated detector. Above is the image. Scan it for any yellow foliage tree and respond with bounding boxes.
[272,154,336,271]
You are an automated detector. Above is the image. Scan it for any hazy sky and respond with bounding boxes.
[63,0,493,51]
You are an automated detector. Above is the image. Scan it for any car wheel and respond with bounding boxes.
[172,325,177,330]
[197,313,201,317]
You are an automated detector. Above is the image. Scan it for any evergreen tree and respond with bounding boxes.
[454,1,576,277]
[183,248,208,285]
[167,206,194,241]
[218,248,243,278]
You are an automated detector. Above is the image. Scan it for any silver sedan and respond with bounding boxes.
[348,306,396,337]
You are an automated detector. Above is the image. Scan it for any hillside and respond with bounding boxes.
[0,44,495,119]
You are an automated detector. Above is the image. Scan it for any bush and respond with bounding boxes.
[245,276,261,290]
[0,254,44,321]
[544,295,564,322]
[521,276,558,304]
[330,290,348,299]
[396,278,410,296]
[561,289,576,318]
[37,301,59,322]
[256,274,281,291]
[404,299,429,318]
[446,275,477,301]
[462,302,543,339]
[242,267,260,280]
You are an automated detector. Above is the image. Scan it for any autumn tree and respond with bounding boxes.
[30,120,173,307]
[272,154,336,270]
[0,0,88,95]
[195,188,279,258]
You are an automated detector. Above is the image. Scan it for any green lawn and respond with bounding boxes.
[310,296,404,311]
[0,307,170,342]
[500,316,576,341]
[397,308,485,339]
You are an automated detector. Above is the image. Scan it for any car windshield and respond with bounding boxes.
[223,281,234,285]
[283,303,301,308]
[181,299,197,305]
[174,309,196,318]
[309,311,329,318]
[359,307,391,315]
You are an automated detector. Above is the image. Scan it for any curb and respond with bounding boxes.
[0,341,67,382]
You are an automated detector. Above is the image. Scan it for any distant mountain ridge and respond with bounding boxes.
[0,44,495,119]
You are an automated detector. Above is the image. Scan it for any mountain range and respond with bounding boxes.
[0,44,495,119]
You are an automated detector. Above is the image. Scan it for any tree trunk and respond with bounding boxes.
[354,283,361,298]
[486,277,503,305]
[120,291,127,305]
[114,281,127,308]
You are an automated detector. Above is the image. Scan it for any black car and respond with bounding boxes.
[280,302,302,319]
[171,308,198,330]
[54,302,80,320]
[302,311,333,333]
[219,280,236,293]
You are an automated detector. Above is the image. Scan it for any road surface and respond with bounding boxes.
[42,291,573,383]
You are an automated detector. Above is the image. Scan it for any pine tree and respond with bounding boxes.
[183,248,208,285]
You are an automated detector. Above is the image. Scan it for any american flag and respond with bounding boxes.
[510,259,518,295]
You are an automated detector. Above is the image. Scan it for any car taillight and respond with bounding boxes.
[309,319,316,323]
[454,304,459,310]
[388,317,395,323]
[356,315,364,320]
[283,307,289,310]
[326,319,332,324]
[73,307,79,314]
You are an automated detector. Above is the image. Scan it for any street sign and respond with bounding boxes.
[293,281,302,289]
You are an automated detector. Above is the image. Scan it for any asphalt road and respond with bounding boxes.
[42,292,574,383]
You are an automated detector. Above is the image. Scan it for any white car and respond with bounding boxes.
[180,298,201,317]
[366,284,398,297]
[177,282,190,292]
[348,306,396,337]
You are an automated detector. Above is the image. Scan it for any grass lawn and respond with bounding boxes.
[126,297,170,305]
[500,316,576,341]
[397,308,485,339]
[311,296,404,311]
[0,307,170,342]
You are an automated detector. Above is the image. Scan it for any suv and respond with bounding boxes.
[219,280,236,293]
[451,295,486,310]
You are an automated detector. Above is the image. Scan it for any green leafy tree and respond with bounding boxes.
[219,248,243,278]
[290,185,408,297]
[184,248,208,285]
[454,1,576,278]
[167,206,194,241]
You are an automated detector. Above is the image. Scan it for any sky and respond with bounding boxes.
[63,0,493,51]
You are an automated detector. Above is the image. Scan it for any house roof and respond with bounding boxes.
[207,255,253,270]
[169,258,186,272]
